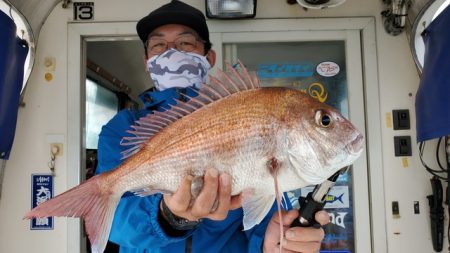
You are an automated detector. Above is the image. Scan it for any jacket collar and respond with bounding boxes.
[139,87,199,111]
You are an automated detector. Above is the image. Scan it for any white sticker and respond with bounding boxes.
[301,185,350,209]
[316,61,340,77]
[328,211,348,229]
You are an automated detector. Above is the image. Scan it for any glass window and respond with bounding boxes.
[227,41,348,116]
[225,40,355,252]
[85,78,118,149]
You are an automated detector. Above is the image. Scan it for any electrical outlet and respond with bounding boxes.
[392,109,410,130]
[394,136,412,156]
[392,201,400,218]
[50,143,63,156]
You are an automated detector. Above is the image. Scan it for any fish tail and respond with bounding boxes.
[24,172,121,253]
[337,193,344,203]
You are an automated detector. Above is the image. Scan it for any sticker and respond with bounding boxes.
[308,82,328,103]
[301,185,350,209]
[322,233,350,250]
[328,211,348,229]
[74,2,94,21]
[285,190,302,209]
[316,61,340,77]
[257,63,314,79]
[31,174,54,230]
[402,157,409,168]
[324,233,349,241]
[386,112,392,128]
[335,171,349,183]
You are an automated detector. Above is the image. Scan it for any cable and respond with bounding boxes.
[445,136,450,250]
[420,141,447,173]
[419,141,447,180]
[0,159,6,200]
[436,137,447,171]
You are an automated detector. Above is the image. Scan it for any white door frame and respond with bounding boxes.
[67,17,384,253]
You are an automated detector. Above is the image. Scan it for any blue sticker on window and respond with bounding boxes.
[31,174,54,230]
[257,63,314,78]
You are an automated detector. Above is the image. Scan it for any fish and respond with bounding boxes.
[325,193,345,204]
[25,62,364,253]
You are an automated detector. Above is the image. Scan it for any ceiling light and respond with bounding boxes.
[206,0,257,19]
[296,0,346,9]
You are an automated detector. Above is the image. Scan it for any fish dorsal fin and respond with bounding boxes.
[120,61,261,159]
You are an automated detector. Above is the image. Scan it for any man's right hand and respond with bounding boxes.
[160,169,242,222]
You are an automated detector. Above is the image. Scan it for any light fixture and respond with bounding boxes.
[296,0,346,9]
[381,0,412,36]
[206,0,257,19]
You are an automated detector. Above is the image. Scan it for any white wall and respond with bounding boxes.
[0,0,442,252]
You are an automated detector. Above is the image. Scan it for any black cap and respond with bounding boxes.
[136,0,210,46]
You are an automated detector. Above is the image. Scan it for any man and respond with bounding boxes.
[96,1,329,252]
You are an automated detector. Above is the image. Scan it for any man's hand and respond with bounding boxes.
[161,169,242,222]
[263,210,329,253]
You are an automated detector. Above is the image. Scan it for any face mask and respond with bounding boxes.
[146,48,211,91]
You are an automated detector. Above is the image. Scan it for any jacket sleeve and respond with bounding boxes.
[96,109,193,249]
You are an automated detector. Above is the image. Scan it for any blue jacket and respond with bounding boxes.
[96,87,280,253]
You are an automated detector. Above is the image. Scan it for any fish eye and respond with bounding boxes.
[315,110,332,128]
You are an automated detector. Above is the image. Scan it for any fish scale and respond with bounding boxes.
[125,90,283,196]
[130,128,273,195]
[25,63,364,253]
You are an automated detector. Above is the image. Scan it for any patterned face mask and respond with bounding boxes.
[146,48,211,91]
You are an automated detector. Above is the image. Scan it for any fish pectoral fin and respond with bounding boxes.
[241,189,275,230]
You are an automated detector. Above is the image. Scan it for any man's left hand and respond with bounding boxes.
[263,210,329,253]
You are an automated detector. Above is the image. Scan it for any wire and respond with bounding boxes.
[420,141,447,172]
[420,138,450,249]
[0,159,6,200]
[445,136,450,249]
[436,137,447,171]
[419,141,448,180]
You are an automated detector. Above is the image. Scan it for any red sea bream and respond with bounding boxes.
[25,63,364,253]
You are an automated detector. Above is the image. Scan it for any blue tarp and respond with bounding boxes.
[0,11,29,159]
[415,4,450,142]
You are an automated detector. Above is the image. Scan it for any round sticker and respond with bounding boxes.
[316,61,340,77]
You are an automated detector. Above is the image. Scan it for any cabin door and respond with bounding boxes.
[211,22,374,253]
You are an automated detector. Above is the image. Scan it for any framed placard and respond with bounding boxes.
[30,174,54,230]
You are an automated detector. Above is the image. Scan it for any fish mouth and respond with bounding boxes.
[346,133,364,155]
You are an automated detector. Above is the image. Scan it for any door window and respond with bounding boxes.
[225,40,355,252]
